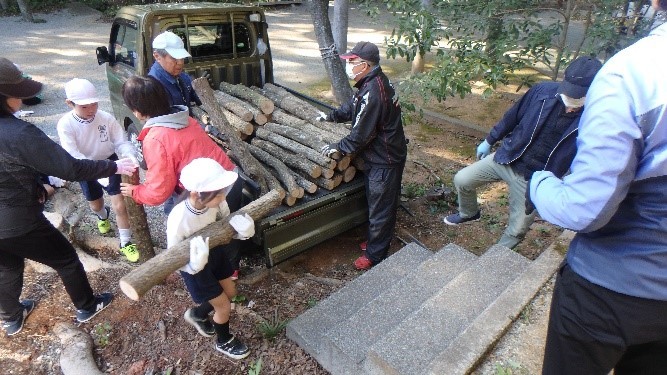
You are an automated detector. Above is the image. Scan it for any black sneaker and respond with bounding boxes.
[76,293,113,323]
[215,335,250,359]
[443,211,481,226]
[2,300,35,336]
[184,308,214,337]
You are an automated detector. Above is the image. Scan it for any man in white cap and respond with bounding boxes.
[149,31,201,109]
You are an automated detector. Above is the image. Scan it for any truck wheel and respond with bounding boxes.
[127,122,148,170]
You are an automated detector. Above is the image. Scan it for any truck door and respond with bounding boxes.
[106,19,141,121]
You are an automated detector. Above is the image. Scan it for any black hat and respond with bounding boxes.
[558,56,603,99]
[0,58,43,99]
[340,41,380,64]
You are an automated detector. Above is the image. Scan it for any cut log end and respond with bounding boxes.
[119,279,140,301]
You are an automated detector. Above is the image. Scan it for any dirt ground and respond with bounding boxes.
[0,4,564,375]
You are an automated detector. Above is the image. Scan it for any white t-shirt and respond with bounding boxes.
[166,198,230,248]
[56,109,133,160]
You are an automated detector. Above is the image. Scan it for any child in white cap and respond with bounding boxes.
[167,158,254,359]
[56,78,140,262]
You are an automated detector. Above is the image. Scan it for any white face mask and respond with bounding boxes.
[560,94,586,109]
[346,62,365,80]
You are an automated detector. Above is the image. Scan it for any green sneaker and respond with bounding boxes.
[97,207,111,234]
[119,242,140,263]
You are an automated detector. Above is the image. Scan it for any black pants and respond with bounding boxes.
[364,162,405,265]
[543,261,667,375]
[0,217,95,321]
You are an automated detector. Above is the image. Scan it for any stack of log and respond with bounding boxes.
[192,78,359,207]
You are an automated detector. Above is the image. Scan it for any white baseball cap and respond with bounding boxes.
[64,78,99,105]
[180,158,238,193]
[152,31,191,59]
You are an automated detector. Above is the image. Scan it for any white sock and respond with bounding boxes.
[119,229,132,247]
[94,207,108,220]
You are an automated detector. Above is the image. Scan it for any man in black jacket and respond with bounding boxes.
[320,41,407,270]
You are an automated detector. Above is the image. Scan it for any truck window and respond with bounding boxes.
[169,23,252,60]
[111,22,138,67]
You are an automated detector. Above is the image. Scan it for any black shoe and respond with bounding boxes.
[2,300,35,336]
[443,211,481,226]
[215,335,250,359]
[184,308,214,337]
[76,293,113,323]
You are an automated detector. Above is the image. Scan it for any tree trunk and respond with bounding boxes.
[411,52,425,75]
[213,91,253,122]
[54,322,105,375]
[219,82,274,114]
[119,190,282,301]
[16,0,34,22]
[255,127,336,169]
[251,138,322,178]
[264,122,342,160]
[122,172,155,261]
[0,0,9,11]
[248,144,301,198]
[332,0,349,56]
[307,0,353,104]
[193,78,268,192]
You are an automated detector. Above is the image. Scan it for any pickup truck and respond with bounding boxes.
[95,2,367,266]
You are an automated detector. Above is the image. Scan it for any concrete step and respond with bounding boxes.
[320,244,478,374]
[365,245,531,375]
[286,243,433,358]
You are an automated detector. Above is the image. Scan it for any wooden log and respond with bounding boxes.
[332,173,343,188]
[251,138,322,178]
[193,78,268,193]
[321,168,335,179]
[246,103,268,125]
[352,157,365,171]
[255,127,336,170]
[122,171,155,261]
[220,81,274,114]
[54,322,105,375]
[213,91,253,122]
[271,108,347,142]
[264,122,342,160]
[283,195,297,206]
[336,155,351,171]
[221,107,253,135]
[343,165,357,182]
[291,172,317,194]
[119,190,282,300]
[248,144,301,198]
[299,172,338,191]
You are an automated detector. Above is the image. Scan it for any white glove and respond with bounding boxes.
[47,176,65,188]
[229,213,255,240]
[14,110,34,117]
[180,236,210,274]
[316,111,328,122]
[320,143,338,158]
[97,177,109,187]
[114,157,138,176]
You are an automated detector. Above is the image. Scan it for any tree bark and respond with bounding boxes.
[220,82,274,114]
[122,172,155,261]
[193,78,268,192]
[192,105,253,136]
[255,127,336,170]
[54,322,104,375]
[307,0,353,104]
[248,144,301,198]
[16,0,34,22]
[119,190,282,301]
[291,172,318,194]
[251,138,322,178]
[332,0,349,57]
[264,122,342,160]
[271,108,346,142]
[213,91,253,122]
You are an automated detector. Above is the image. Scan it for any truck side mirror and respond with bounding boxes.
[96,46,110,65]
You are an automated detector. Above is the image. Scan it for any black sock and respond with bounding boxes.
[214,321,232,342]
[193,301,213,318]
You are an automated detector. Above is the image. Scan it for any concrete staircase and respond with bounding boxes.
[287,238,566,375]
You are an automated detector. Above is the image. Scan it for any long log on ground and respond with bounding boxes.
[291,172,318,194]
[264,122,342,160]
[255,127,336,170]
[251,138,322,178]
[248,144,301,198]
[119,190,282,300]
[193,78,268,193]
[220,82,274,114]
[343,165,357,182]
[213,91,253,122]
[54,322,105,375]
[271,109,349,143]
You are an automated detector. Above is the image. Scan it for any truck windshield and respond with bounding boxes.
[170,23,253,60]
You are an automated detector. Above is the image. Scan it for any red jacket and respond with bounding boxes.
[132,107,235,206]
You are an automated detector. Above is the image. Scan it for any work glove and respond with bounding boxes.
[316,111,328,122]
[47,176,65,188]
[229,213,255,240]
[476,140,491,160]
[115,157,138,176]
[97,177,110,187]
[180,236,210,274]
[320,143,338,158]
